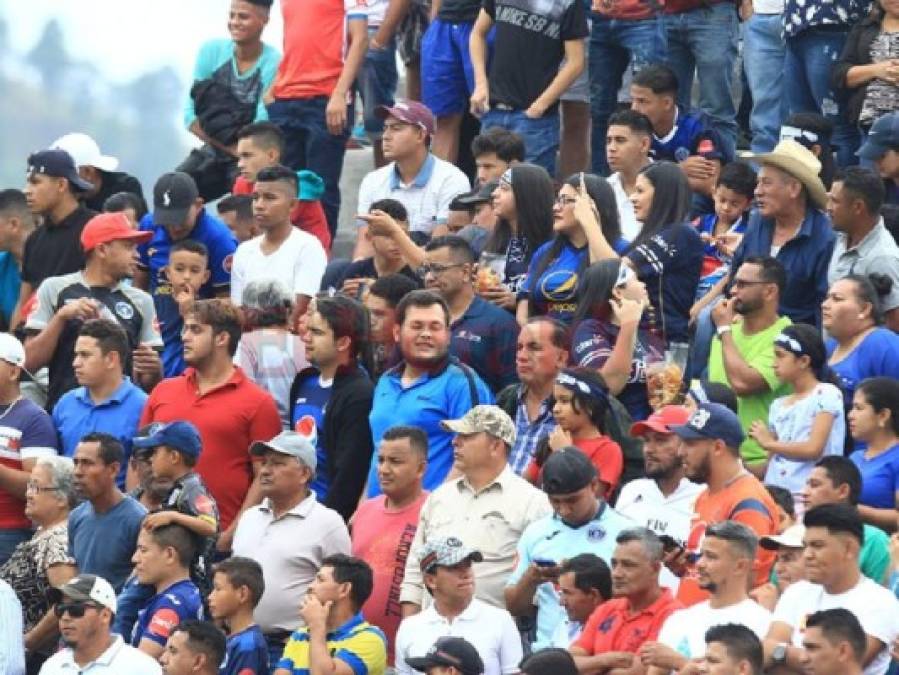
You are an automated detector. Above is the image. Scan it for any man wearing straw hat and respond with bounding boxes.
[732,139,835,329]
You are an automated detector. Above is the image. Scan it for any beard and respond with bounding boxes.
[645,455,681,481]
[734,297,761,315]
[686,453,711,484]
[405,347,449,371]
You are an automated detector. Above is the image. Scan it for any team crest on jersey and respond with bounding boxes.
[223,254,234,274]
[587,525,606,542]
[114,302,134,320]
[674,147,691,162]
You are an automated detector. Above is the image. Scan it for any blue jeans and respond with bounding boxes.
[665,3,739,156]
[785,28,860,167]
[743,13,788,153]
[358,29,399,138]
[481,108,560,176]
[267,97,351,236]
[0,527,30,567]
[589,14,668,175]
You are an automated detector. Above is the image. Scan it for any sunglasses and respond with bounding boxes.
[54,601,101,618]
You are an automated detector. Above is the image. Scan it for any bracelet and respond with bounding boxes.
[716,325,732,336]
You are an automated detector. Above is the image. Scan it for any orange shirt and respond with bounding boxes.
[574,589,683,655]
[676,473,778,606]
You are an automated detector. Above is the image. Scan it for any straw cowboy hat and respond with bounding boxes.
[740,139,828,210]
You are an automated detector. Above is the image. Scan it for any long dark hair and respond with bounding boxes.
[841,273,893,327]
[778,323,838,384]
[485,163,554,256]
[629,161,691,249]
[571,259,622,327]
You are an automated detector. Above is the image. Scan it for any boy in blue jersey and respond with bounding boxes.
[209,557,269,675]
[157,240,211,376]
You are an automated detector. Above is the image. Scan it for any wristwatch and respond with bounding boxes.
[716,324,732,336]
[772,642,789,665]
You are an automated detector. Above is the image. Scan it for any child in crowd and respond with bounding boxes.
[159,239,210,377]
[209,557,269,675]
[765,484,797,533]
[749,324,846,511]
[526,367,623,499]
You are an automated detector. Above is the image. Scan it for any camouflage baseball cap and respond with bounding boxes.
[419,536,484,573]
[440,405,516,446]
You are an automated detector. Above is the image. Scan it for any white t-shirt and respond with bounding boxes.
[39,635,162,674]
[773,578,899,675]
[658,598,772,667]
[608,172,641,242]
[230,227,327,305]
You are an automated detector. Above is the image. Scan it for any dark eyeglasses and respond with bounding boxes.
[54,601,101,618]
[731,279,769,289]
[416,263,465,276]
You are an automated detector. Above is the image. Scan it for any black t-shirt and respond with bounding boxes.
[439,0,483,23]
[84,171,147,214]
[21,205,95,289]
[485,0,589,111]
[336,258,423,290]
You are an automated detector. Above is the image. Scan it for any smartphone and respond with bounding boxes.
[533,558,557,568]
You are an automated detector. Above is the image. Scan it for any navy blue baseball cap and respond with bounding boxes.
[133,421,202,459]
[858,112,899,160]
[670,402,744,449]
[27,149,93,192]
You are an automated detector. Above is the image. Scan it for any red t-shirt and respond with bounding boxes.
[232,176,332,252]
[140,367,282,530]
[676,473,778,606]
[351,492,428,664]
[525,435,624,495]
[574,589,683,655]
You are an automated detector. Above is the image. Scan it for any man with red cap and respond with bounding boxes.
[24,212,163,409]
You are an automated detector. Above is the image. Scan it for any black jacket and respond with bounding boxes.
[289,364,374,522]
[832,15,883,127]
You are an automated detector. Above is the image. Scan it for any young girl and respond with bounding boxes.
[748,324,846,511]
[525,367,624,499]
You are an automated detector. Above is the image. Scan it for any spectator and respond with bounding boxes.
[232,122,332,252]
[803,456,891,583]
[274,555,387,675]
[365,290,493,497]
[364,273,419,379]
[451,181,499,256]
[780,113,837,189]
[670,403,779,606]
[236,280,308,429]
[406,636,484,675]
[103,191,148,228]
[1,457,77,668]
[140,299,282,548]
[550,554,612,649]
[0,333,56,564]
[824,274,899,414]
[857,112,899,207]
[395,537,522,675]
[506,447,634,649]
[130,524,204,659]
[232,431,350,666]
[290,294,374,519]
[354,100,470,259]
[569,528,683,672]
[50,133,147,215]
[753,523,806,610]
[0,579,23,675]
[352,426,429,665]
[400,405,551,611]
[733,140,835,327]
[208,557,269,675]
[0,189,35,330]
[827,167,899,330]
[469,0,588,176]
[570,259,664,421]
[518,174,626,327]
[216,194,258,243]
[762,504,899,674]
[605,110,653,241]
[627,161,704,347]
[39,574,161,674]
[743,0,788,155]
[802,609,868,675]
[471,127,526,185]
[684,379,740,414]
[423,236,518,393]
[521,648,578,675]
[24,212,162,409]
[496,317,567,475]
[69,433,146,591]
[642,522,772,673]
[847,377,899,532]
[766,484,797,532]
[708,256,792,468]
[702,624,764,675]
[231,165,327,325]
[159,621,226,675]
[52,320,147,488]
[267,0,369,235]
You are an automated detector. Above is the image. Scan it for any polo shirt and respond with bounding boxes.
[507,504,636,649]
[231,493,351,634]
[140,367,282,530]
[38,635,162,675]
[131,579,204,648]
[20,204,94,289]
[573,589,683,656]
[356,154,471,233]
[52,378,147,489]
[450,296,519,393]
[828,219,899,311]
[394,599,522,675]
[508,388,555,475]
[278,612,387,675]
[366,358,494,497]
[731,207,835,327]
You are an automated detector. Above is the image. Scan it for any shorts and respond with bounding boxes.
[560,39,591,104]
[359,26,399,138]
[422,18,487,117]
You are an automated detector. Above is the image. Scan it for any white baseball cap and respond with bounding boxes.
[0,333,25,368]
[50,133,119,172]
[48,574,118,613]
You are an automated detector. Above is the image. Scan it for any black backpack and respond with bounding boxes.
[190,78,256,146]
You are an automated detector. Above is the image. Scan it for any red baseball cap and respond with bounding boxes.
[630,405,691,437]
[80,212,153,252]
[376,99,436,136]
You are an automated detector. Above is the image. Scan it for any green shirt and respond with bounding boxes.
[861,522,891,584]
[708,316,792,464]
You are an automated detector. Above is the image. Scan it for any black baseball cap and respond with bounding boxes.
[406,637,484,675]
[153,172,199,226]
[542,446,597,495]
[27,149,93,192]
[520,648,578,675]
[454,180,499,207]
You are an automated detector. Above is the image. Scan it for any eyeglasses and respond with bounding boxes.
[555,196,578,206]
[26,481,59,494]
[416,263,465,276]
[731,279,769,289]
[54,602,101,618]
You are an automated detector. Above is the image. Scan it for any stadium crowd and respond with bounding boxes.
[4,0,899,673]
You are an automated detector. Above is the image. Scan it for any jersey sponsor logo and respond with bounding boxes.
[697,139,715,154]
[540,270,578,302]
[115,301,135,320]
[223,254,234,274]
[599,615,616,633]
[194,493,215,516]
[148,607,180,638]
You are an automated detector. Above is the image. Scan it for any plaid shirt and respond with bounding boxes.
[508,387,556,475]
